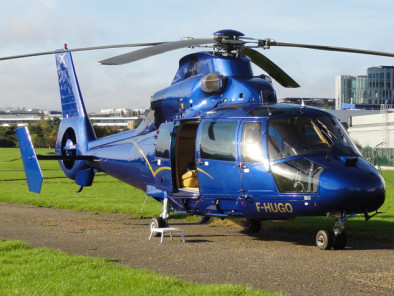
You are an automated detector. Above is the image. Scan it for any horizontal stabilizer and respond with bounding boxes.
[37,155,95,161]
[16,127,43,194]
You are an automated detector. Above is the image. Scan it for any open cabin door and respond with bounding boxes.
[153,122,175,193]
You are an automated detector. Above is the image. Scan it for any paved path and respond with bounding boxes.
[0,202,393,296]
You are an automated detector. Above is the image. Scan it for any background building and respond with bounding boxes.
[367,66,394,104]
[335,75,353,109]
[336,66,394,109]
[354,75,368,104]
[335,75,367,109]
[282,97,334,109]
[0,108,148,129]
[347,105,394,166]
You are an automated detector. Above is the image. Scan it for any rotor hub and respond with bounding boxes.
[213,29,245,39]
[212,29,245,54]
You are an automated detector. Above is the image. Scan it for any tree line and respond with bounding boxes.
[0,117,131,148]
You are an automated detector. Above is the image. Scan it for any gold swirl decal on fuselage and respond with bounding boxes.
[197,167,214,180]
[130,140,213,180]
[130,140,171,177]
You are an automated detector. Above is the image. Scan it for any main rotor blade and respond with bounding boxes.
[98,38,213,65]
[243,47,300,88]
[0,42,164,62]
[267,41,394,58]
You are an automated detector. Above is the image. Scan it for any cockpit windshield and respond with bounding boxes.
[268,116,330,160]
[315,116,361,157]
[268,115,359,161]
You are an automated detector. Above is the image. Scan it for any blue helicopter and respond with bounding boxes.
[4,30,393,250]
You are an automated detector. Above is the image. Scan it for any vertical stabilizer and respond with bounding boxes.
[56,50,90,119]
[55,50,96,182]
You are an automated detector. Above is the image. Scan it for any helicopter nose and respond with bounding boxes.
[319,159,385,213]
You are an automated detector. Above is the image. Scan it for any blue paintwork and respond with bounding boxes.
[17,44,385,223]
[213,29,245,37]
[16,126,43,193]
[151,52,276,125]
[54,50,97,183]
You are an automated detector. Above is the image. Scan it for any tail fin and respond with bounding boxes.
[55,50,96,185]
[56,50,92,119]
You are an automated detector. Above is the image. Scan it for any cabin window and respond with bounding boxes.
[155,123,173,158]
[241,122,263,162]
[200,121,237,161]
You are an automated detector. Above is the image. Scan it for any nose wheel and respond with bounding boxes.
[316,213,348,250]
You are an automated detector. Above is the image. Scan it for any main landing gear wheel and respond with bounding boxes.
[315,230,348,250]
[150,217,167,237]
[244,219,262,233]
[150,197,171,236]
[332,231,347,250]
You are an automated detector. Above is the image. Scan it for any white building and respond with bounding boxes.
[347,107,394,149]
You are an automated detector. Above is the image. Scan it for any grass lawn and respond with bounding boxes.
[0,148,162,218]
[0,239,280,296]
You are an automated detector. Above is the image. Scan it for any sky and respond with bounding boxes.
[0,0,393,112]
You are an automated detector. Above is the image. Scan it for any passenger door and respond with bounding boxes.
[238,119,277,197]
[196,119,243,198]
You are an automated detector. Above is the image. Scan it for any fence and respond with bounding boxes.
[359,147,394,169]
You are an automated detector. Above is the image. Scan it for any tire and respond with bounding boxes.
[244,219,261,233]
[316,230,333,250]
[332,231,347,250]
[150,217,166,237]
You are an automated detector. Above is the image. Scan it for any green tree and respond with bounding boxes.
[0,125,17,147]
[27,117,60,148]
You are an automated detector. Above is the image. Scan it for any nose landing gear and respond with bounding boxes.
[316,212,352,250]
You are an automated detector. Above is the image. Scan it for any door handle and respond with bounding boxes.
[152,159,161,165]
[236,162,249,169]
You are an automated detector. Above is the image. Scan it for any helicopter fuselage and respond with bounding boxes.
[82,103,385,220]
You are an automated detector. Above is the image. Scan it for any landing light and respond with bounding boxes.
[201,72,225,93]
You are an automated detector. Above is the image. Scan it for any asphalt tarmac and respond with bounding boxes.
[0,202,393,296]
